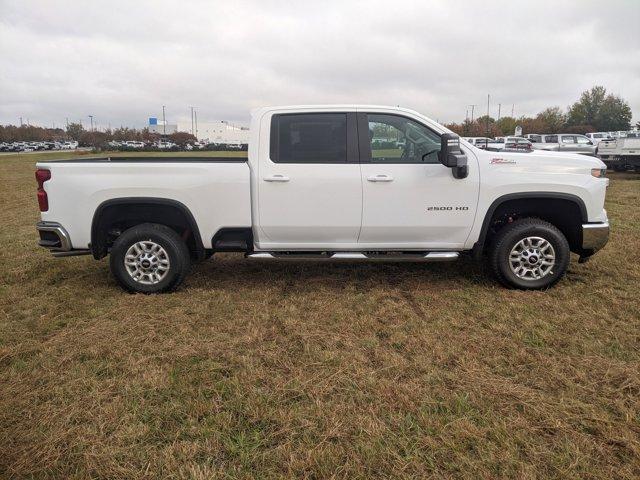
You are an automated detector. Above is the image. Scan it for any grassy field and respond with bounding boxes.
[1,151,639,479]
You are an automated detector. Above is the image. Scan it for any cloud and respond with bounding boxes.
[0,0,638,129]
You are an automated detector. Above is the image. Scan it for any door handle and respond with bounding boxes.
[367,174,394,182]
[264,174,290,182]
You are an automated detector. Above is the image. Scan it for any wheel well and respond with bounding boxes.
[91,199,205,260]
[479,196,585,254]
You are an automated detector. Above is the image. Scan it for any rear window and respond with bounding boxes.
[270,113,347,163]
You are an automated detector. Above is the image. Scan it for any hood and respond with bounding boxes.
[475,147,606,171]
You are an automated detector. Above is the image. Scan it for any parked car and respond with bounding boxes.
[585,132,613,145]
[485,136,532,151]
[464,137,494,148]
[530,134,596,155]
[35,105,609,293]
[156,140,177,149]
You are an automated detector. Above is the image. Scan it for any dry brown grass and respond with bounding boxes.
[1,151,639,479]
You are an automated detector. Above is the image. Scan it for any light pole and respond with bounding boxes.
[468,104,477,124]
[190,106,195,136]
[162,106,166,136]
[486,94,490,137]
[194,109,198,139]
[88,115,94,131]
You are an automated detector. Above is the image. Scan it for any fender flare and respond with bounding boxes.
[472,192,588,258]
[90,197,205,259]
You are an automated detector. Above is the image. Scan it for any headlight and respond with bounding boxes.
[591,168,606,178]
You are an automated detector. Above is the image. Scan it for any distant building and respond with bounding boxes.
[148,117,177,135]
[181,121,249,144]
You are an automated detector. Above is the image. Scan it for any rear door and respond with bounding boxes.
[357,112,479,249]
[257,112,362,247]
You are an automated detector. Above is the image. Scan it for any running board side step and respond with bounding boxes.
[246,252,459,262]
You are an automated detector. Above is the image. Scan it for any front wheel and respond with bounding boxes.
[489,218,570,290]
[109,223,191,293]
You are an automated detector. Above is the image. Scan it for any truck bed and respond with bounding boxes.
[36,157,252,250]
[45,156,248,163]
[598,138,640,156]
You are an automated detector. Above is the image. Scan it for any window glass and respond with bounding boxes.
[366,114,441,163]
[272,113,347,163]
[544,135,558,143]
[495,138,505,143]
[561,135,576,143]
[576,136,590,144]
[529,135,542,143]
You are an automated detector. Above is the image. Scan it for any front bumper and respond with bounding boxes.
[36,221,90,257]
[581,221,609,253]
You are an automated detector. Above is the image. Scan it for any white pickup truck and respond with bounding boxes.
[597,133,640,171]
[528,134,597,156]
[35,105,610,293]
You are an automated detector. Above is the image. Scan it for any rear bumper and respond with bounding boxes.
[36,221,90,257]
[37,221,72,251]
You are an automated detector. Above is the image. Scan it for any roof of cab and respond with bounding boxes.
[250,105,452,134]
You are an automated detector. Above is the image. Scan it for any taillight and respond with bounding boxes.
[35,168,51,212]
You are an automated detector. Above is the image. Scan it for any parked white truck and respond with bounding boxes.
[597,133,640,171]
[35,105,610,293]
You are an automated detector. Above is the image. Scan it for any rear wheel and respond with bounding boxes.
[109,223,190,293]
[489,218,570,290]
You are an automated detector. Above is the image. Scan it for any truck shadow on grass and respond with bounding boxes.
[186,254,493,294]
[31,251,598,297]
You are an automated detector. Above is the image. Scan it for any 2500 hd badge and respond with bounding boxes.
[427,206,470,211]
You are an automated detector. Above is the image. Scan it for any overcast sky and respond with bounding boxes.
[1,0,639,129]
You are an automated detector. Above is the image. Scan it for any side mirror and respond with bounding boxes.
[438,133,468,179]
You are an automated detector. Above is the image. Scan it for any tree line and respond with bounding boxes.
[1,86,635,145]
[445,86,635,137]
[0,123,197,147]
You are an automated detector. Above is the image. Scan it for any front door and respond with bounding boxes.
[358,113,479,249]
[257,112,362,248]
[575,135,595,154]
[559,135,581,152]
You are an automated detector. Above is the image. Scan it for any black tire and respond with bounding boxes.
[109,223,190,293]
[489,218,570,290]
